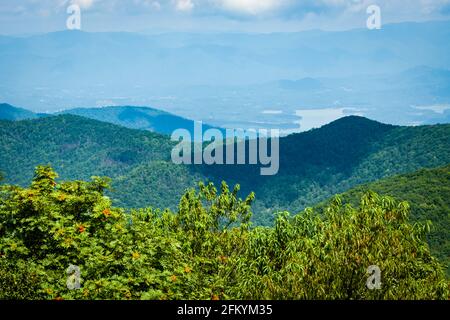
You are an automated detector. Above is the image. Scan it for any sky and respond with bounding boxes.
[0,0,450,34]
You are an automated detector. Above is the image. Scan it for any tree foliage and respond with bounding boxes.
[325,165,450,276]
[0,166,447,300]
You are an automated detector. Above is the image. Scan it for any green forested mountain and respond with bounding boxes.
[1,114,450,226]
[0,114,201,210]
[249,117,450,222]
[319,165,450,276]
[0,115,174,182]
[188,116,450,224]
[0,103,38,121]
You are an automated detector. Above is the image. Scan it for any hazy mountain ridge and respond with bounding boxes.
[0,103,38,120]
[1,20,450,129]
[58,105,221,137]
[1,103,220,138]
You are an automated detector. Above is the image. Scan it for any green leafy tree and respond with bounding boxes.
[0,166,448,300]
[230,193,448,299]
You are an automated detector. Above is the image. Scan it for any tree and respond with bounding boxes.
[230,193,449,299]
[0,166,448,300]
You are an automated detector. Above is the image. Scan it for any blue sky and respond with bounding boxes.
[1,0,450,34]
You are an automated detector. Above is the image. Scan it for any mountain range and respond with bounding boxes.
[1,20,450,130]
[1,103,450,224]
[0,103,219,138]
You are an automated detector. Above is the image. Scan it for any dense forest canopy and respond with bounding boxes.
[0,166,448,300]
[1,114,450,226]
[320,165,450,277]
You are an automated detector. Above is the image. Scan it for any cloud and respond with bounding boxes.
[151,1,162,10]
[215,0,288,15]
[4,0,450,16]
[71,0,95,9]
[175,0,194,12]
[1,0,450,34]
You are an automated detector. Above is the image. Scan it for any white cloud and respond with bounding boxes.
[71,0,95,9]
[1,0,450,34]
[151,1,162,10]
[133,0,162,11]
[216,0,287,15]
[4,0,450,16]
[413,104,450,114]
[175,0,194,11]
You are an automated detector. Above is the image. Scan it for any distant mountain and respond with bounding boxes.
[1,20,450,128]
[0,103,37,120]
[0,103,221,138]
[58,106,221,138]
[1,115,450,227]
[320,164,450,276]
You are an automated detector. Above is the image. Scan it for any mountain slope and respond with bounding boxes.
[0,114,202,210]
[58,106,220,138]
[0,103,37,120]
[194,116,450,223]
[0,115,175,183]
[321,165,450,276]
[1,103,221,138]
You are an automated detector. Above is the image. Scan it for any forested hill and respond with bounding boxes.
[1,114,450,225]
[319,165,450,276]
[194,116,450,223]
[0,103,38,121]
[0,114,202,210]
[0,114,175,183]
